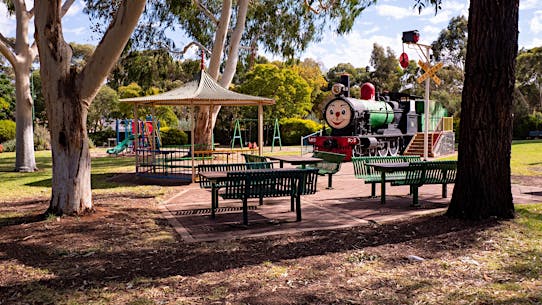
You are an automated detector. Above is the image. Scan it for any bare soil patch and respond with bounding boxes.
[0,185,539,304]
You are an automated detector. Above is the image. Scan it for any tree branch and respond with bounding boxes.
[304,0,336,14]
[78,0,146,101]
[0,35,16,67]
[61,0,76,17]
[193,0,219,25]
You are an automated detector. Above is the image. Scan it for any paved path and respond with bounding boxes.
[160,162,542,243]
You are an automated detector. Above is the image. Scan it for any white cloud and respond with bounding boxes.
[524,37,542,49]
[64,26,88,36]
[375,4,416,19]
[521,0,541,10]
[0,5,16,37]
[531,11,542,34]
[362,26,380,36]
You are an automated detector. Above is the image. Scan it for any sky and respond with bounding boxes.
[1,0,541,72]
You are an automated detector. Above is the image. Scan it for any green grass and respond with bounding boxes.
[0,149,164,202]
[511,139,542,176]
[439,139,542,177]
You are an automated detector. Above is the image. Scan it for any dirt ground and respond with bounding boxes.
[0,178,540,304]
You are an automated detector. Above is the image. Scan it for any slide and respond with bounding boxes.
[106,135,135,155]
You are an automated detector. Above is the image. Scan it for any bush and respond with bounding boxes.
[0,119,16,143]
[1,139,16,152]
[88,128,116,146]
[34,125,51,151]
[279,118,321,145]
[160,127,188,146]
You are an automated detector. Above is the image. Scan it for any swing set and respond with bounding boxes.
[231,118,282,151]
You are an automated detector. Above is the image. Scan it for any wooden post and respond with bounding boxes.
[191,103,195,183]
[258,103,264,156]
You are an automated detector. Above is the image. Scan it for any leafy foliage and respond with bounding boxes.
[33,125,51,151]
[369,43,401,92]
[236,63,312,119]
[160,127,188,146]
[88,85,120,132]
[0,119,16,142]
[108,49,194,91]
[431,15,467,68]
[0,73,15,120]
[279,117,321,145]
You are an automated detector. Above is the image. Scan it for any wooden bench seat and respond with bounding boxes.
[305,151,345,189]
[220,168,319,225]
[352,156,421,196]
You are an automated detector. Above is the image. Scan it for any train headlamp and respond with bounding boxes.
[331,83,345,95]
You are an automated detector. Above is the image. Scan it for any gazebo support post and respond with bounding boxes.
[258,103,264,156]
[133,104,139,170]
[191,103,195,183]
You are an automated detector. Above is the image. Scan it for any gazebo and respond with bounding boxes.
[120,70,275,182]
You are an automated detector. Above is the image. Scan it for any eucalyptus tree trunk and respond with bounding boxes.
[34,0,145,215]
[194,0,231,146]
[14,59,37,172]
[447,0,518,219]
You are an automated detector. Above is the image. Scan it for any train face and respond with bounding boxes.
[309,80,418,161]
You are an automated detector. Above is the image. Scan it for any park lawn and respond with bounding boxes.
[0,149,168,202]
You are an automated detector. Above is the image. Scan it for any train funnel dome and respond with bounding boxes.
[360,83,375,100]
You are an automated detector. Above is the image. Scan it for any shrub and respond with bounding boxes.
[34,125,51,151]
[279,118,321,145]
[1,139,16,152]
[0,119,16,143]
[160,127,188,146]
[88,128,116,146]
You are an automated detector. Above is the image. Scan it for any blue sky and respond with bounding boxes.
[1,0,541,71]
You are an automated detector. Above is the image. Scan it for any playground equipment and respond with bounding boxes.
[107,117,161,155]
[231,118,282,151]
[106,134,135,155]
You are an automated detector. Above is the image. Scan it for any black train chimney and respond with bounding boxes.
[340,74,350,97]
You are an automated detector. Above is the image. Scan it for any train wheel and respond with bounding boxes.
[377,142,388,156]
[388,139,399,156]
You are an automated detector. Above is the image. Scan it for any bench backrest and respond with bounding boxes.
[310,151,346,173]
[404,160,457,185]
[241,153,269,163]
[352,155,421,178]
[197,162,273,188]
[222,168,319,199]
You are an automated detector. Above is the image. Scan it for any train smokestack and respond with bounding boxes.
[340,74,350,97]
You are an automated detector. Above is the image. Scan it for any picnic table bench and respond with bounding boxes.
[305,151,345,189]
[241,153,269,163]
[390,160,457,206]
[352,156,422,197]
[200,168,319,225]
[197,162,273,188]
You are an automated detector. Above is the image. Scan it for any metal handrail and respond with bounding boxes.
[300,130,323,155]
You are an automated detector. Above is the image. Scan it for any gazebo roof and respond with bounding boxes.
[120,71,275,106]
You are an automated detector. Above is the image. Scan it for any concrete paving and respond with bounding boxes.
[160,162,542,243]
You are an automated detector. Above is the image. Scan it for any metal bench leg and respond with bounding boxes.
[290,195,295,212]
[371,183,376,197]
[412,187,420,207]
[242,197,249,225]
[259,194,264,205]
[442,184,448,198]
[326,174,333,189]
[296,194,302,221]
